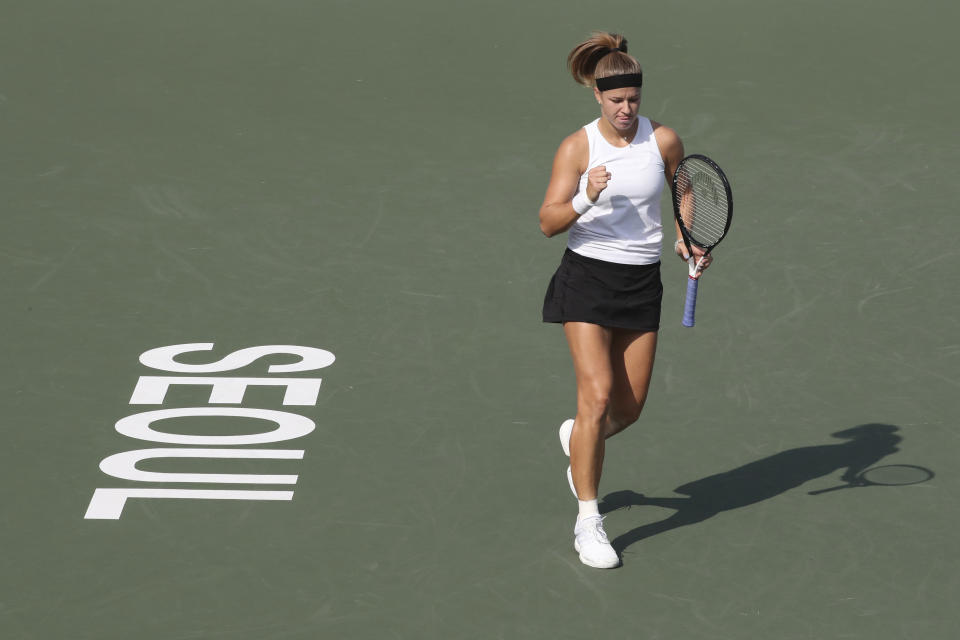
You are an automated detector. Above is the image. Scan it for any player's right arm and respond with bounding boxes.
[539,130,606,237]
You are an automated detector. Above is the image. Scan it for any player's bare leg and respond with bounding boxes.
[563,322,614,501]
[563,321,622,569]
[604,330,657,439]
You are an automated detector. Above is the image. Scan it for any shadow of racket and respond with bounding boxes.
[809,464,935,495]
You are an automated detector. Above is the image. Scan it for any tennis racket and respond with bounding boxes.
[808,464,934,495]
[671,154,733,327]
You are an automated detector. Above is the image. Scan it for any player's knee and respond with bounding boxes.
[577,389,611,426]
[608,402,645,434]
[620,406,644,427]
[607,414,635,434]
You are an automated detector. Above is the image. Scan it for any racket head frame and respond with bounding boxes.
[671,153,734,255]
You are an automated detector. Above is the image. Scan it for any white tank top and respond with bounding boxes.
[567,117,665,265]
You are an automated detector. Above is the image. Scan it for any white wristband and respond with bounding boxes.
[571,190,595,216]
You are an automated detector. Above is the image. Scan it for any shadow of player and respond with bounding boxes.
[600,423,911,554]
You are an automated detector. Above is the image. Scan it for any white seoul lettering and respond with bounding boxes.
[85,489,294,520]
[85,343,332,520]
[139,343,335,373]
[129,376,322,406]
[114,407,315,445]
[99,448,304,484]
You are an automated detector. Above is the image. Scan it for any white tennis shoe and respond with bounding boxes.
[559,419,577,497]
[574,515,619,569]
[559,418,573,457]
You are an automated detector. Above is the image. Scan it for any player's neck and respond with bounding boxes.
[598,118,638,147]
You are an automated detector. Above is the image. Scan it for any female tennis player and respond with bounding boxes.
[539,32,711,568]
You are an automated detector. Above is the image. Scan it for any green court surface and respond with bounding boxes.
[2,1,958,638]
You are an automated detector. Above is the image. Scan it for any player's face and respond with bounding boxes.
[595,87,641,132]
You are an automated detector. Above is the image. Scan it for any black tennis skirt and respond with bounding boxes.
[542,248,663,331]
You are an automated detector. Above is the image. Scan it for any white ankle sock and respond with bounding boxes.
[577,499,599,521]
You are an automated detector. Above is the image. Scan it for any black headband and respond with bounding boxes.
[595,73,643,91]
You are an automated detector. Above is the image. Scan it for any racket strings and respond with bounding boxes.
[676,161,730,246]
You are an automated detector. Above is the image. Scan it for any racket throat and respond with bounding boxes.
[687,255,706,278]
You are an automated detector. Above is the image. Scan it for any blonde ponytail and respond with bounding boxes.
[567,32,643,88]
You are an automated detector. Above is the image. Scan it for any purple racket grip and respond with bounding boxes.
[682,276,699,327]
